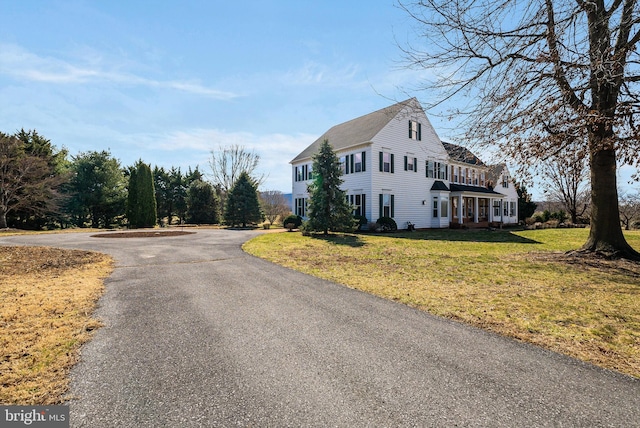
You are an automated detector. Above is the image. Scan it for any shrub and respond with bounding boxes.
[282,214,303,228]
[376,216,397,232]
[354,215,368,230]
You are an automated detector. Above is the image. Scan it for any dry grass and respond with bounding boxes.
[0,246,114,404]
[243,228,640,378]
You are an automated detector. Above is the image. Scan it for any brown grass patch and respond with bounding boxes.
[0,246,114,404]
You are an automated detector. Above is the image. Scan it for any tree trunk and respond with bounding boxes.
[580,143,640,259]
[0,210,7,229]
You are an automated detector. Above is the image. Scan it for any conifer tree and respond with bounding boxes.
[224,172,261,227]
[186,180,220,224]
[306,139,355,235]
[127,161,157,228]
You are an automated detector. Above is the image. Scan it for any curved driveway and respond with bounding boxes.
[1,229,638,427]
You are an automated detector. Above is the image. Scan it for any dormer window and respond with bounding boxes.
[409,120,422,141]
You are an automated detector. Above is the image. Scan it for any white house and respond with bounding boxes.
[290,98,519,229]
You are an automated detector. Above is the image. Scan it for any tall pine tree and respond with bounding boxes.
[306,139,355,235]
[224,172,261,228]
[127,161,157,228]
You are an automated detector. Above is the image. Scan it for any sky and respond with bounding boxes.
[0,1,636,200]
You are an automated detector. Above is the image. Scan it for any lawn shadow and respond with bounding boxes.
[369,229,541,245]
[310,233,366,247]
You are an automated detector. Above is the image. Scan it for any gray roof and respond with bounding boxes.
[449,183,504,196]
[487,164,506,187]
[290,98,420,163]
[431,180,450,191]
[442,142,485,166]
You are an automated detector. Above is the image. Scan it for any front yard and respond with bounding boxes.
[243,228,640,378]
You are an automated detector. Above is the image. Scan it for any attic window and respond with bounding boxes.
[409,120,422,141]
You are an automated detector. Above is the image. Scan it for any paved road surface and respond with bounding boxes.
[2,229,638,427]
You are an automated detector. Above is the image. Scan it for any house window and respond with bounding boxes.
[379,152,394,173]
[295,198,307,217]
[441,199,449,218]
[339,156,346,175]
[433,197,439,218]
[504,202,509,217]
[493,200,501,217]
[354,152,363,172]
[409,120,422,140]
[379,193,394,218]
[458,167,463,184]
[349,194,366,217]
[502,174,509,188]
[510,201,516,217]
[405,156,417,172]
[294,165,310,182]
[480,171,485,187]
[473,169,478,186]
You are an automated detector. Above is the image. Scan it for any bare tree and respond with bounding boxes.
[619,191,640,230]
[0,133,64,229]
[208,144,265,193]
[259,190,291,226]
[542,149,590,224]
[400,0,640,259]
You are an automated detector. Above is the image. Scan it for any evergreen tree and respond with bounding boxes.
[186,180,220,224]
[66,150,126,228]
[127,161,157,228]
[516,182,538,222]
[224,172,261,227]
[306,139,355,235]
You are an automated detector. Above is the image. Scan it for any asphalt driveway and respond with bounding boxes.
[1,229,638,427]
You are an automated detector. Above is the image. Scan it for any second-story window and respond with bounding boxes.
[409,120,422,141]
[379,152,394,173]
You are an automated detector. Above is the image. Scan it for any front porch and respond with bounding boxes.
[449,184,506,229]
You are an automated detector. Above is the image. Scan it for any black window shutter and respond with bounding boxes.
[379,194,383,219]
[362,151,366,172]
[404,156,408,171]
[414,158,418,173]
[391,154,395,173]
[391,195,395,217]
[418,123,422,140]
[362,194,366,216]
[350,154,354,174]
[379,152,383,172]
[409,120,412,138]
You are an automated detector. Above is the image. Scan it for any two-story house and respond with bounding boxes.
[290,98,519,229]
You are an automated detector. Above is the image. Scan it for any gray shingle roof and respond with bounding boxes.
[442,142,485,166]
[290,98,419,163]
[487,164,506,187]
[449,183,504,195]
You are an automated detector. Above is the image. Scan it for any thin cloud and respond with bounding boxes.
[283,61,362,87]
[0,43,238,100]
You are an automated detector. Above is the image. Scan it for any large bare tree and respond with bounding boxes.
[208,144,265,193]
[400,0,640,259]
[542,148,590,224]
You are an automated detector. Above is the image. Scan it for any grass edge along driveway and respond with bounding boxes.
[0,246,114,405]
[243,228,640,379]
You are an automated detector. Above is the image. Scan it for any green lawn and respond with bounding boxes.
[243,228,640,378]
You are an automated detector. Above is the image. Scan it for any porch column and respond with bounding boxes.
[474,198,479,223]
[457,195,464,224]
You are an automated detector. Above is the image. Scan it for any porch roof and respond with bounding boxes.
[449,183,505,198]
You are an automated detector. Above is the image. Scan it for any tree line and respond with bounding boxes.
[0,130,290,230]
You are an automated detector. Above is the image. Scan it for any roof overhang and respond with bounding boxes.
[449,183,505,198]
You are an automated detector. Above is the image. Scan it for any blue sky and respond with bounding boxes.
[1,1,635,199]
[0,1,450,193]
